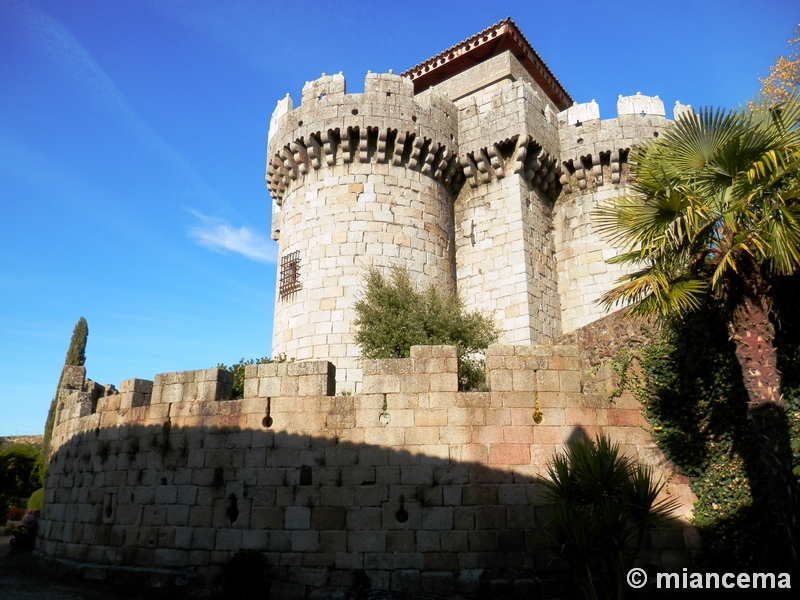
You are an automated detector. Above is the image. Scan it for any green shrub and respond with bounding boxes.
[0,444,42,522]
[607,283,800,572]
[6,506,24,522]
[42,316,89,484]
[27,488,44,511]
[217,355,290,399]
[353,266,498,390]
[542,434,678,600]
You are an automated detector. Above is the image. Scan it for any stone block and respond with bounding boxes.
[489,369,512,392]
[537,370,560,392]
[608,409,644,427]
[511,370,537,392]
[292,530,320,552]
[422,571,456,596]
[285,506,311,530]
[429,373,458,392]
[422,507,453,530]
[414,410,448,427]
[559,371,582,393]
[488,444,530,465]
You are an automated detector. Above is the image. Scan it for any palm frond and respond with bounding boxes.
[594,90,800,316]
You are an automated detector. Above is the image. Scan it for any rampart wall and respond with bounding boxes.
[39,342,697,599]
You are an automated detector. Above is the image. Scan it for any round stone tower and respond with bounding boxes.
[266,72,461,392]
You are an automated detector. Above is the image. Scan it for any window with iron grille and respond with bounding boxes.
[279,251,301,300]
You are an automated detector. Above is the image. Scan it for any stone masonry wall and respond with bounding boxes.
[39,343,697,599]
[455,176,560,344]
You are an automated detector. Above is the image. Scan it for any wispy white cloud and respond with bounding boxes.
[6,0,219,203]
[188,211,276,264]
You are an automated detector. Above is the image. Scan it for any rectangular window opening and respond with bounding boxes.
[279,251,301,301]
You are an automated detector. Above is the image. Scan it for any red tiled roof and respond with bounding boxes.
[401,18,573,111]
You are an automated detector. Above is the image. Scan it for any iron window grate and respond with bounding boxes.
[279,251,301,300]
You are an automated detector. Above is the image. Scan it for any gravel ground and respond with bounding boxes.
[0,536,95,600]
[0,537,198,600]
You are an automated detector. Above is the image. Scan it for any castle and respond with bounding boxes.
[36,20,698,599]
[266,18,690,394]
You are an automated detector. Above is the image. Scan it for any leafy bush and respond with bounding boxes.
[608,282,800,572]
[217,355,290,399]
[27,488,44,511]
[0,444,42,524]
[542,434,678,600]
[353,267,498,390]
[5,506,24,522]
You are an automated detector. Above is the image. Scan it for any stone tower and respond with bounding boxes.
[266,73,461,391]
[266,18,688,392]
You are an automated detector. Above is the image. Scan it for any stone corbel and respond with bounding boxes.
[421,141,438,176]
[321,130,336,166]
[512,135,529,175]
[376,129,390,163]
[290,141,308,175]
[392,131,407,166]
[488,144,504,179]
[306,134,322,170]
[476,149,492,184]
[408,135,424,169]
[359,128,370,163]
[460,154,479,188]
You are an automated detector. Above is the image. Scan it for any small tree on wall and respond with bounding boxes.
[353,267,498,390]
[41,317,89,482]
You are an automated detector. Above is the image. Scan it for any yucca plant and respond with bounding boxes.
[542,435,678,600]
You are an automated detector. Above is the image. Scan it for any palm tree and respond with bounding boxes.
[594,93,800,572]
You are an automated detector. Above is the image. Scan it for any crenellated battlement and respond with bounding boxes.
[266,72,461,203]
[556,93,692,194]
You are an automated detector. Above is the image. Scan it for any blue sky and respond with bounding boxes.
[1,0,797,436]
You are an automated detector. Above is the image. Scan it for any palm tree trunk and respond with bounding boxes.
[728,296,781,405]
[728,295,799,574]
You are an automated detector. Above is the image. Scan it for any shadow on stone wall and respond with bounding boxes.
[40,422,542,598]
[38,419,691,600]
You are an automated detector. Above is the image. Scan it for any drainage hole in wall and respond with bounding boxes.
[395,508,409,523]
[226,494,239,524]
[262,416,273,428]
[577,138,584,143]
[351,109,358,115]
[300,465,313,486]
[653,131,659,137]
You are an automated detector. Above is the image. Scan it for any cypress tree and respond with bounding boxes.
[64,317,88,367]
[40,317,89,483]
